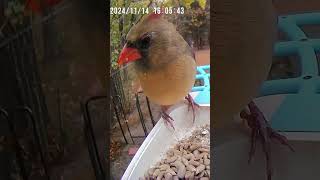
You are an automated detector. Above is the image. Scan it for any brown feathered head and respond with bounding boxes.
[117,13,192,71]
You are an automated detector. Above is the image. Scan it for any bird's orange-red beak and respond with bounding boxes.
[117,44,142,66]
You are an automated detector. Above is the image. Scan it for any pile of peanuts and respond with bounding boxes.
[140,125,210,180]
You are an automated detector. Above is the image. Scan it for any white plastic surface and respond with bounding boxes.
[122,104,210,180]
[253,94,320,141]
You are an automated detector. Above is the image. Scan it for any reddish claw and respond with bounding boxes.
[185,94,200,123]
[161,106,175,130]
[240,101,294,180]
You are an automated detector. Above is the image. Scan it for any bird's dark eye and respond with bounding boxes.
[139,33,152,49]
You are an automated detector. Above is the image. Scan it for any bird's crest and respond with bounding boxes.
[147,12,163,21]
[146,7,164,21]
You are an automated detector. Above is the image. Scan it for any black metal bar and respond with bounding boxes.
[113,95,134,144]
[130,136,147,139]
[112,101,128,144]
[14,107,50,180]
[9,41,28,104]
[84,128,100,175]
[82,96,107,180]
[145,96,155,127]
[26,28,50,152]
[56,88,64,148]
[0,108,28,180]
[135,93,148,137]
[81,102,104,180]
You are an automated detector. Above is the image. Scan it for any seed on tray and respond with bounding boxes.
[165,155,178,163]
[166,150,174,156]
[173,161,186,178]
[183,143,190,149]
[196,170,205,178]
[206,170,210,176]
[173,149,182,156]
[153,169,161,177]
[179,145,184,151]
[190,143,201,151]
[201,152,209,158]
[171,166,177,173]
[159,164,170,171]
[199,158,204,164]
[165,168,176,175]
[141,125,210,179]
[193,149,200,156]
[204,159,210,166]
[181,157,189,166]
[184,153,194,160]
[148,168,155,176]
[185,171,194,178]
[189,159,200,166]
[196,164,206,174]
[164,173,172,180]
[198,147,209,153]
[173,176,179,180]
[200,177,210,180]
[186,164,196,172]
[157,171,165,180]
[182,150,188,156]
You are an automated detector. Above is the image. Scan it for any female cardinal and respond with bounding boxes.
[117,13,198,128]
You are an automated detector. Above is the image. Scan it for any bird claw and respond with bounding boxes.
[240,101,294,180]
[161,110,175,130]
[185,94,200,123]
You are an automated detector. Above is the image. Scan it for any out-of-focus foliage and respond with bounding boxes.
[3,0,27,26]
[165,0,209,48]
[162,0,206,9]
[110,0,122,69]
[197,0,206,9]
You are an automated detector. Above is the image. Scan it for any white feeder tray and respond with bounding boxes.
[122,93,210,180]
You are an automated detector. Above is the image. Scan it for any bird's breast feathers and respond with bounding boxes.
[137,56,196,105]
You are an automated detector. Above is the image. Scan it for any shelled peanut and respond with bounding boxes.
[140,125,210,180]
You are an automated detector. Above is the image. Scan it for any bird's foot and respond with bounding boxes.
[161,106,175,130]
[185,94,200,123]
[240,101,294,180]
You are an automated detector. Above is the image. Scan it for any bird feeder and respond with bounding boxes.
[259,12,320,138]
[122,65,211,179]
